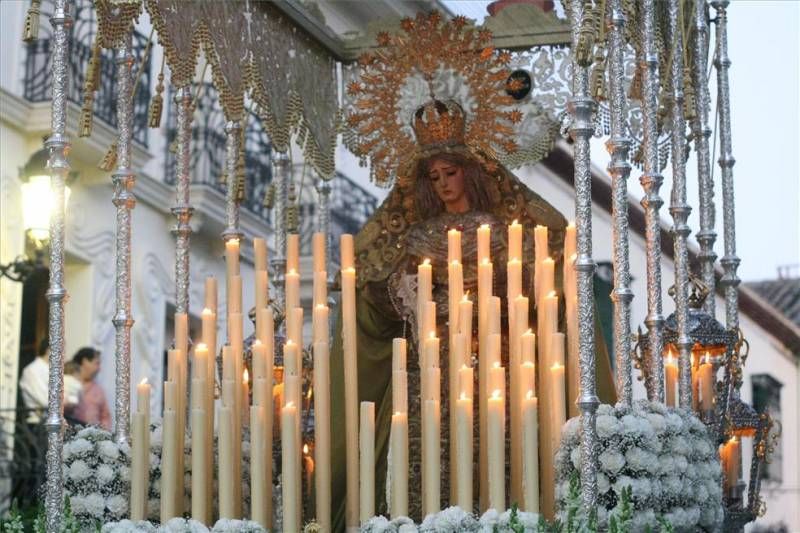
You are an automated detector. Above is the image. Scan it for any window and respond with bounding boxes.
[751,374,782,483]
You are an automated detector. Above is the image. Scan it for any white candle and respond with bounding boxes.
[313,270,328,309]
[286,233,300,274]
[448,228,462,263]
[341,258,359,529]
[393,370,408,415]
[256,270,269,312]
[488,389,505,512]
[250,404,267,527]
[455,393,473,511]
[522,391,539,513]
[665,353,678,407]
[312,231,327,274]
[191,404,209,523]
[550,334,566,452]
[340,233,355,270]
[508,219,522,261]
[359,402,375,524]
[313,303,330,345]
[130,379,150,520]
[393,337,407,372]
[161,381,179,522]
[253,237,268,271]
[390,412,409,518]
[314,341,331,532]
[538,258,555,311]
[520,361,536,399]
[204,277,217,312]
[477,224,491,263]
[521,329,535,365]
[281,402,300,532]
[417,259,432,340]
[458,294,473,365]
[229,275,242,315]
[533,226,548,307]
[698,356,715,412]
[225,238,240,278]
[287,306,304,348]
[422,399,441,517]
[285,269,300,315]
[218,404,235,518]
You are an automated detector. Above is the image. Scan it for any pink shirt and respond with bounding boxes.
[74,381,112,430]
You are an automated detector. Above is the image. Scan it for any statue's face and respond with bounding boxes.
[428,158,469,213]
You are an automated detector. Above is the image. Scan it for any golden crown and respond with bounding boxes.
[412,100,467,150]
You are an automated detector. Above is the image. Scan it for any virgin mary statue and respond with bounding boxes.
[327,13,615,530]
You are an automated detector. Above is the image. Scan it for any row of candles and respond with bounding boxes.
[128,220,584,530]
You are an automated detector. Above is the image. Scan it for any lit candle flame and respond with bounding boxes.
[288,268,297,275]
[551,363,564,371]
[202,307,213,315]
[525,328,533,335]
[526,390,534,400]
[493,361,501,369]
[422,258,430,266]
[195,342,207,351]
[451,259,460,266]
[429,331,436,340]
[548,290,557,298]
[303,444,309,454]
[462,291,471,301]
[460,393,468,401]
[512,219,519,225]
[482,258,490,265]
[286,401,295,408]
[521,361,534,369]
[243,368,249,384]
[491,389,501,400]
[252,339,261,346]
[139,378,148,386]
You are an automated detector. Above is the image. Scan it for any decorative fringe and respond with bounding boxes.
[78,101,93,137]
[87,41,101,92]
[98,142,118,171]
[590,47,607,101]
[286,204,299,233]
[263,184,275,209]
[22,0,41,43]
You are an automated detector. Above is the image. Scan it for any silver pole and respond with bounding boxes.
[691,0,718,316]
[605,0,634,407]
[667,0,694,409]
[567,0,599,512]
[172,86,194,314]
[640,0,666,404]
[710,0,740,332]
[315,176,332,273]
[112,33,136,444]
[44,0,71,530]
[221,120,244,243]
[270,150,290,318]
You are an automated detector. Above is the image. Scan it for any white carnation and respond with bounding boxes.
[569,447,581,470]
[561,417,580,441]
[65,438,93,458]
[68,459,92,481]
[597,472,610,493]
[596,414,622,440]
[645,413,666,433]
[98,440,121,461]
[106,495,128,517]
[85,492,106,517]
[97,463,116,485]
[598,449,625,475]
[624,447,657,473]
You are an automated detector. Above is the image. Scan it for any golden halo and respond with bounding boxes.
[346,12,523,187]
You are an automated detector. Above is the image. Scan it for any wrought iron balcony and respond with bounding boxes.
[164,82,379,255]
[23,0,151,147]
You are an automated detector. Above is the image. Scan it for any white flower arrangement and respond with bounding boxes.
[62,427,131,527]
[360,506,543,532]
[63,422,253,528]
[555,400,724,532]
[100,518,266,532]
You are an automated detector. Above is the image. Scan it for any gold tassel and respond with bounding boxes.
[87,41,101,92]
[78,100,93,138]
[263,184,275,209]
[22,0,41,43]
[98,142,118,171]
[148,57,166,128]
